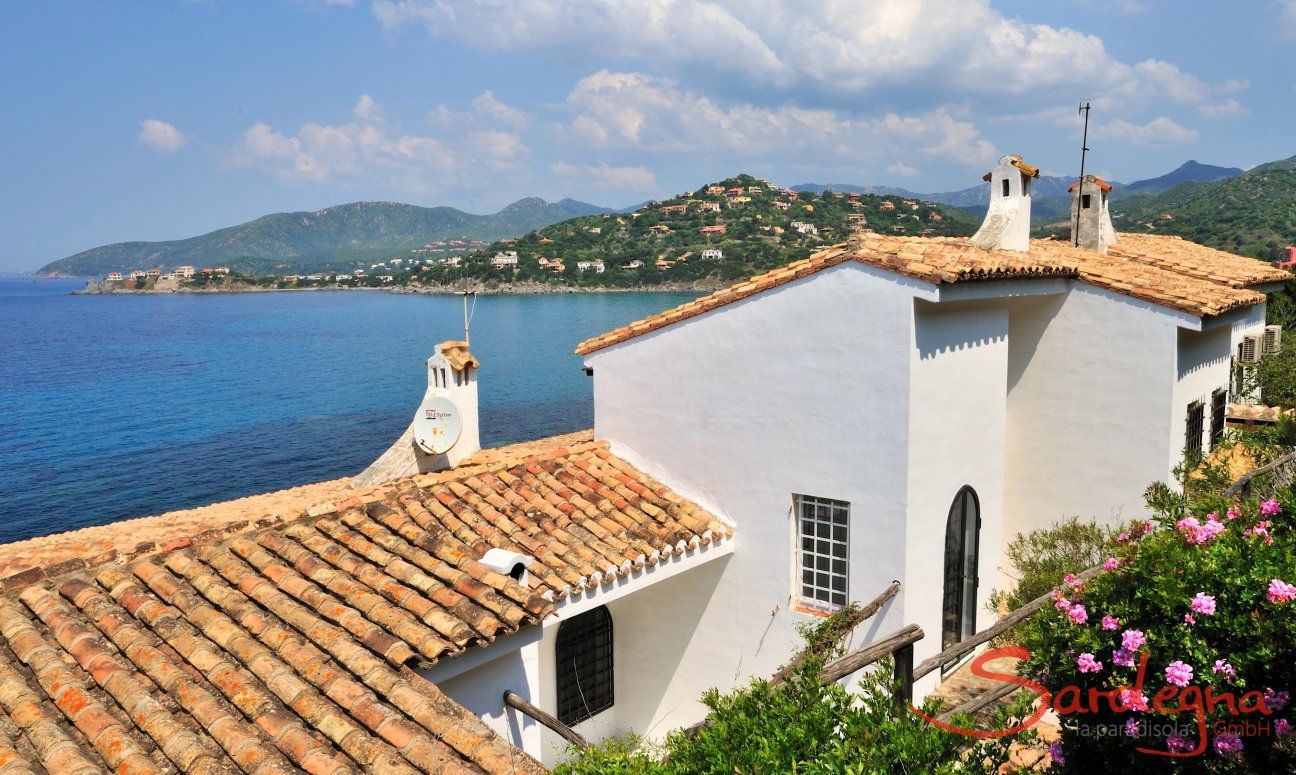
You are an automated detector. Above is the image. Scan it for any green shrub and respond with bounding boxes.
[555,640,970,774]
[1016,477,1296,771]
[989,516,1121,615]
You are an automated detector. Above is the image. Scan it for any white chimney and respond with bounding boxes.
[352,340,481,486]
[970,155,1039,253]
[1068,175,1119,253]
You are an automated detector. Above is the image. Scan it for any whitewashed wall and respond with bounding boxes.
[586,262,928,730]
[1004,286,1191,540]
[905,300,1009,696]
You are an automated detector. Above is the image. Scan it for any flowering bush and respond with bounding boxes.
[1019,480,1296,772]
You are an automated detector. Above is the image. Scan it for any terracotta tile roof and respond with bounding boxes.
[982,156,1040,181]
[1227,402,1289,424]
[1068,175,1113,192]
[1110,234,1291,288]
[439,341,480,372]
[575,235,1281,355]
[0,433,729,773]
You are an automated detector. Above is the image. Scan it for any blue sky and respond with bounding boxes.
[2,0,1293,271]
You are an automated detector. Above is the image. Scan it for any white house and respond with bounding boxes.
[106,271,122,281]
[701,248,723,260]
[791,220,818,236]
[492,251,520,268]
[576,259,605,273]
[343,156,1289,769]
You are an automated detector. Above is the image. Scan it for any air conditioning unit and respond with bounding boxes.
[1239,334,1262,364]
[1264,325,1283,356]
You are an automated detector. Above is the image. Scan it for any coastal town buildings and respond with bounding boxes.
[106,271,122,281]
[576,260,605,273]
[2,156,1290,774]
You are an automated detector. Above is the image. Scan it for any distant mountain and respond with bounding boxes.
[37,198,612,277]
[1121,160,1242,196]
[1111,154,1296,260]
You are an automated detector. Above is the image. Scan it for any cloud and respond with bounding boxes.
[562,70,996,168]
[551,161,658,191]
[372,0,1239,116]
[888,161,920,179]
[137,119,186,153]
[235,93,530,187]
[1091,116,1199,147]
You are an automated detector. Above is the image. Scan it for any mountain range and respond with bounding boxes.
[37,198,611,277]
[1111,155,1296,260]
[794,160,1244,217]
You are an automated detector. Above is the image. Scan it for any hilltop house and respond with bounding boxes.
[0,154,1287,775]
[576,259,605,273]
[702,248,723,260]
[130,269,146,279]
[700,225,726,236]
[492,251,520,268]
[106,271,122,281]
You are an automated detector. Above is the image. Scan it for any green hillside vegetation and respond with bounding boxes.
[38,198,609,277]
[387,174,979,289]
[1111,155,1296,260]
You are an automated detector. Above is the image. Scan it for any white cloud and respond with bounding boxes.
[551,161,658,190]
[137,119,186,154]
[234,93,532,188]
[372,0,1240,117]
[1092,116,1199,147]
[563,70,996,168]
[888,161,920,179]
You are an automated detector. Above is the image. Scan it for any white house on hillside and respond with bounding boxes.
[351,155,1290,768]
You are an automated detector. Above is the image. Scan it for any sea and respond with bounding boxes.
[0,278,696,545]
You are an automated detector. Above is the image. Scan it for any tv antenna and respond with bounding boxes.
[1073,101,1092,247]
[460,291,477,346]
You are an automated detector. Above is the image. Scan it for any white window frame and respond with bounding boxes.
[793,494,850,612]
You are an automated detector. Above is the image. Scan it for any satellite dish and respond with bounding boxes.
[413,395,463,455]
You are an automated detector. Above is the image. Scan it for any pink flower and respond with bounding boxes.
[1268,579,1296,604]
[1119,688,1150,711]
[1167,734,1194,753]
[1214,732,1243,757]
[1122,629,1146,651]
[1276,719,1293,737]
[1124,717,1140,736]
[1176,515,1226,545]
[1117,531,1132,543]
[1165,661,1194,687]
[1054,597,1072,611]
[1213,660,1236,681]
[1226,506,1242,520]
[1265,688,1290,712]
[1103,556,1121,571]
[1246,520,1274,545]
[1077,652,1103,673]
[1101,614,1120,631]
[1063,573,1084,591]
[1068,605,1089,625]
[1190,593,1216,616]
[1112,648,1136,667]
[1183,613,1196,625]
[1261,499,1282,516]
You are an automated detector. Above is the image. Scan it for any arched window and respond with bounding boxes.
[942,487,980,652]
[555,606,614,725]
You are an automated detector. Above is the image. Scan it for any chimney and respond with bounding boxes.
[1068,175,1118,253]
[352,340,481,487]
[970,155,1039,252]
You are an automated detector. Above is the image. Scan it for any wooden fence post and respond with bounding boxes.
[892,644,914,706]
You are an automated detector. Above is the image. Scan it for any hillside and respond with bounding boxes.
[37,198,610,277]
[382,174,979,289]
[1111,155,1296,260]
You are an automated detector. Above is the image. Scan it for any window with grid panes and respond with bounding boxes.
[795,495,849,609]
[555,606,613,725]
[1186,400,1204,453]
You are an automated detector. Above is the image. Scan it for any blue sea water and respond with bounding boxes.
[0,279,694,545]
